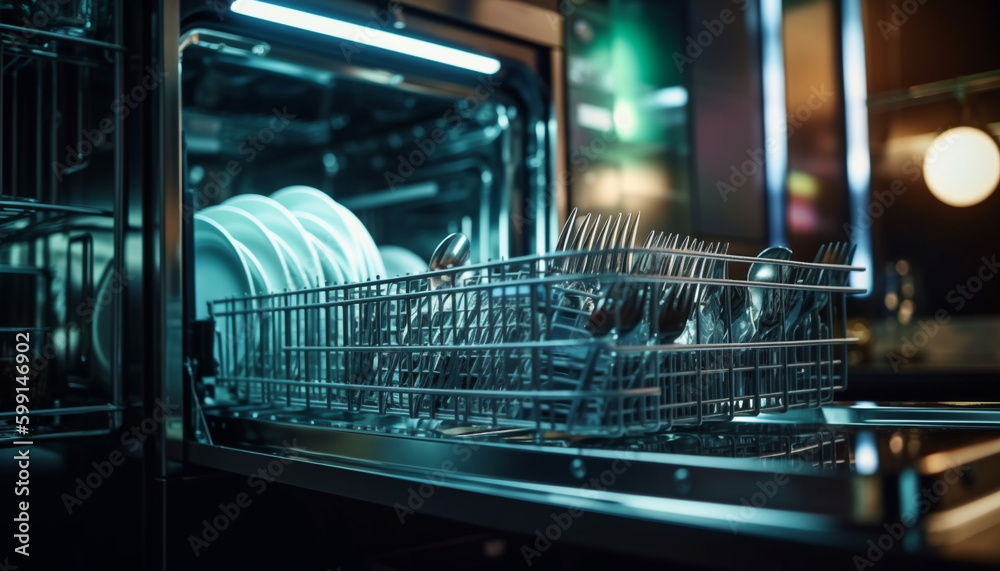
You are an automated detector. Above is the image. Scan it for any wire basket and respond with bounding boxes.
[207,248,864,437]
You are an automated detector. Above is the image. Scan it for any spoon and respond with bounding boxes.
[428,232,472,290]
[745,246,793,337]
[391,234,472,396]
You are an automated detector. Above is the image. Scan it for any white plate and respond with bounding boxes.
[193,214,258,318]
[379,245,427,277]
[233,241,275,364]
[271,231,311,291]
[234,241,273,299]
[292,211,361,283]
[329,199,386,280]
[200,205,299,292]
[309,234,349,286]
[271,186,385,281]
[224,194,322,288]
[194,214,266,372]
[92,260,116,385]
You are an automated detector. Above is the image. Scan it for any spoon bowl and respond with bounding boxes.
[428,232,472,289]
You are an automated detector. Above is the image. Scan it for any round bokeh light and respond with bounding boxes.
[923,126,1000,207]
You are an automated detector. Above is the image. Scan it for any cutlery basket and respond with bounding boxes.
[205,248,864,437]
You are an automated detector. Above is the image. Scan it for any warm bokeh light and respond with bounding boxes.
[923,126,1000,207]
[889,432,904,455]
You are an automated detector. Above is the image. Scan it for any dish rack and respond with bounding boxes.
[1,0,126,444]
[203,248,864,438]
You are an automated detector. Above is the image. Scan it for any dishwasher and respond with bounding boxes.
[4,1,1000,570]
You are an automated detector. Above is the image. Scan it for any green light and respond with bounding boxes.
[613,99,638,139]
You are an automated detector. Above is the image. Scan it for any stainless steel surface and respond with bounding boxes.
[1,0,125,444]
[160,0,184,469]
[186,402,1000,567]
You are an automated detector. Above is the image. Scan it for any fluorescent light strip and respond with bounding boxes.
[842,0,873,296]
[230,0,502,75]
[760,0,788,247]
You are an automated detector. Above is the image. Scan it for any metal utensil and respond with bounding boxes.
[428,232,472,289]
[384,233,472,401]
[586,213,642,337]
[787,242,856,339]
[728,246,793,343]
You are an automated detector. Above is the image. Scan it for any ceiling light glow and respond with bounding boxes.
[230,0,501,75]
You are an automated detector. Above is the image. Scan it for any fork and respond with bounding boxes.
[551,211,638,332]
[586,213,645,337]
[788,242,856,340]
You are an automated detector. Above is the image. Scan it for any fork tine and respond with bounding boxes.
[696,242,719,301]
[824,242,839,265]
[619,212,633,272]
[832,242,852,284]
[584,214,602,250]
[827,242,845,285]
[628,213,640,249]
[555,207,578,253]
[587,215,613,273]
[839,243,858,286]
[649,232,667,275]
[604,213,623,272]
[805,243,828,285]
[615,212,631,272]
[570,213,591,249]
[844,243,857,266]
[666,235,687,277]
[625,212,640,273]
[569,213,594,272]
[715,242,730,279]
[662,233,682,275]
[635,229,656,274]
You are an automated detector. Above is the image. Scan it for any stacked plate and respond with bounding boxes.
[193,186,387,319]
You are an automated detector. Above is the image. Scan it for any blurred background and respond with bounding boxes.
[556,0,1000,383]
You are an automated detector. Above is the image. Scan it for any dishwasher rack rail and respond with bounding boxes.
[205,248,865,437]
